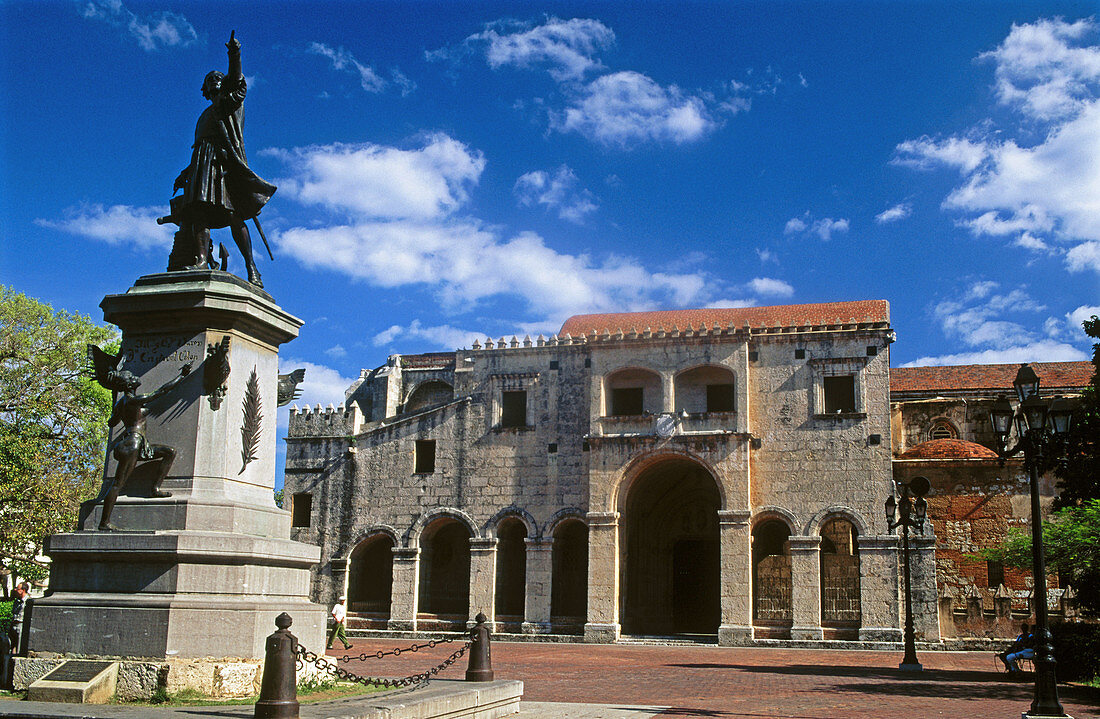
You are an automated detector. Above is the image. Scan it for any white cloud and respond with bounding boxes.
[1067,240,1100,272]
[705,299,757,309]
[81,0,196,51]
[36,204,173,250]
[373,320,484,350]
[325,344,347,359]
[276,221,709,319]
[513,165,598,223]
[277,358,356,417]
[1068,304,1100,334]
[979,18,1100,121]
[875,203,912,224]
[553,71,716,147]
[468,17,615,81]
[917,280,1091,365]
[902,340,1087,367]
[756,248,777,264]
[896,18,1100,274]
[746,277,794,298]
[267,134,486,220]
[784,213,849,241]
[308,42,386,92]
[892,136,989,173]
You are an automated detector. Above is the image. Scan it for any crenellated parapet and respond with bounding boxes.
[287,402,363,437]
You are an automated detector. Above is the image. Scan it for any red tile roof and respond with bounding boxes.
[559,301,890,336]
[891,362,1093,393]
[897,439,1000,460]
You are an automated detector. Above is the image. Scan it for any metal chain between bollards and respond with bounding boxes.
[338,636,462,662]
[295,639,471,689]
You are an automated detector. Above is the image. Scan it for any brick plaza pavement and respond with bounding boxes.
[330,639,1100,718]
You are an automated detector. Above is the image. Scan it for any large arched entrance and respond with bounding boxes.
[620,457,721,636]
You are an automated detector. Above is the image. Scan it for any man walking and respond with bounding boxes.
[9,582,30,656]
[327,596,352,650]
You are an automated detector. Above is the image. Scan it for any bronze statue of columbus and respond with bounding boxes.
[165,32,275,288]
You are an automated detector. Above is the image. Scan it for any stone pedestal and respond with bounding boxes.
[29,272,327,660]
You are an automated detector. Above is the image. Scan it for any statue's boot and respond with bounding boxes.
[99,487,120,531]
[232,222,263,288]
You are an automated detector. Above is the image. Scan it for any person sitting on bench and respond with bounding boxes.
[997,622,1034,673]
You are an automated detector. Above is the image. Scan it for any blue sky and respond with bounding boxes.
[3,1,1099,433]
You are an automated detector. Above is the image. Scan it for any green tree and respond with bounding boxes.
[0,287,118,584]
[1053,315,1100,508]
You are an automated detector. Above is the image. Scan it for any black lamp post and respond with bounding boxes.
[990,363,1075,719]
[886,474,929,672]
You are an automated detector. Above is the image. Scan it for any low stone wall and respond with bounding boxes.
[12,654,336,700]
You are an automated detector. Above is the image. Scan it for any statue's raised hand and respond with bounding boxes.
[226,30,240,53]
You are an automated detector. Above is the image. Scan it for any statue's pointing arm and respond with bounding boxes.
[226,31,243,88]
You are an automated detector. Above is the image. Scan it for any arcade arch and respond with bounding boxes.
[417,517,470,617]
[347,533,394,616]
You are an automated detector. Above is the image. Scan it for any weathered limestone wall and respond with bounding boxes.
[286,319,910,645]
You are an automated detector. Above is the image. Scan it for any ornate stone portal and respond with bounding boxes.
[29,270,326,660]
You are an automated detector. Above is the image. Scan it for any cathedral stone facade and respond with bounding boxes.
[285,301,944,645]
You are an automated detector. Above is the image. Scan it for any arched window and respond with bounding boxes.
[604,368,662,416]
[674,366,736,414]
[929,419,958,441]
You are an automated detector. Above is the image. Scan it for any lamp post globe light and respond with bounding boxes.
[885,475,929,672]
[990,364,1076,719]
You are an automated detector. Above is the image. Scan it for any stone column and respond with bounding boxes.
[856,535,902,642]
[522,538,553,634]
[788,536,824,641]
[388,547,420,632]
[584,511,620,643]
[661,374,675,413]
[469,538,497,629]
[330,557,350,607]
[718,509,752,646]
[910,535,940,641]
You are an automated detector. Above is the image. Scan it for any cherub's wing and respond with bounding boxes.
[277,368,306,407]
[87,344,123,389]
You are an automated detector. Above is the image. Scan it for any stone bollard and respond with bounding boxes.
[255,613,299,719]
[0,630,11,691]
[465,612,494,682]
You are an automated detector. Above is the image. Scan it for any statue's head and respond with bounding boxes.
[202,70,224,100]
[108,369,140,392]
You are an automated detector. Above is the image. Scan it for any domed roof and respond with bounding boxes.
[897,438,999,460]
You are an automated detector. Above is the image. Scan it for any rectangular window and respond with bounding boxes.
[611,387,644,416]
[823,375,856,413]
[988,560,1005,589]
[501,390,527,428]
[291,493,312,528]
[706,383,735,413]
[415,439,436,473]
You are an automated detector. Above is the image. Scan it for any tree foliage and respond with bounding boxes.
[0,286,118,582]
[982,500,1100,616]
[1052,315,1100,508]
